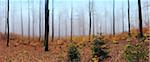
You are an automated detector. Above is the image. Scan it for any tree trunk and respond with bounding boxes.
[138,0,143,37]
[122,1,124,32]
[39,0,41,41]
[89,0,92,42]
[128,0,131,36]
[113,0,115,35]
[32,0,34,39]
[45,0,49,51]
[28,0,30,42]
[51,0,54,42]
[58,14,60,40]
[21,0,23,37]
[6,0,9,47]
[70,1,73,42]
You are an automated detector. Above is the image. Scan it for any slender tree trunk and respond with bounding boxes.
[138,0,143,37]
[128,0,131,36]
[51,0,54,42]
[32,1,34,39]
[6,0,9,46]
[45,0,49,51]
[39,0,41,41]
[58,14,60,39]
[70,1,73,42]
[105,7,107,34]
[147,0,149,27]
[28,0,30,42]
[122,1,124,32]
[89,0,92,42]
[65,16,67,38]
[92,12,95,37]
[113,0,115,35]
[21,0,23,37]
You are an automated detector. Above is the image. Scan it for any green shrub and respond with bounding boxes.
[68,43,80,62]
[123,43,148,62]
[91,38,109,61]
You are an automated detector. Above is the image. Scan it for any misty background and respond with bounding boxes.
[0,0,149,37]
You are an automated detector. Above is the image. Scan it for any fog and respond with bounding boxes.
[0,0,149,37]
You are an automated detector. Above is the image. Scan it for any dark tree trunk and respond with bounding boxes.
[45,0,49,51]
[6,0,9,47]
[138,0,143,37]
[128,0,131,36]
[89,0,92,42]
[113,0,115,35]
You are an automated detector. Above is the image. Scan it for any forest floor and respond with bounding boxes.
[0,27,149,62]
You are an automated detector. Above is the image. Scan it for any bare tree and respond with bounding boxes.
[89,0,92,42]
[70,1,73,42]
[113,0,115,35]
[138,0,143,37]
[105,7,107,34]
[128,0,131,36]
[64,13,68,38]
[32,0,34,39]
[58,13,61,39]
[92,3,95,37]
[20,0,23,37]
[51,0,54,42]
[28,0,30,42]
[39,0,41,41]
[122,1,124,32]
[45,0,49,51]
[6,0,9,46]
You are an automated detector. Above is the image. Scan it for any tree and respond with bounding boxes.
[128,0,131,36]
[20,0,23,37]
[138,0,143,37]
[39,0,41,41]
[28,0,30,42]
[70,1,73,42]
[6,0,9,46]
[58,13,61,39]
[32,0,34,39]
[44,0,49,51]
[89,0,92,42]
[51,0,54,42]
[64,12,68,38]
[104,7,107,34]
[113,0,115,35]
[92,0,95,37]
[122,1,124,32]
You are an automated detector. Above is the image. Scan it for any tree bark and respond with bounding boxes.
[113,0,115,35]
[28,0,30,42]
[51,0,54,42]
[39,0,41,41]
[138,0,143,37]
[122,1,124,32]
[45,0,49,51]
[21,0,23,37]
[6,0,9,47]
[128,0,131,36]
[89,0,92,42]
[70,1,73,42]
